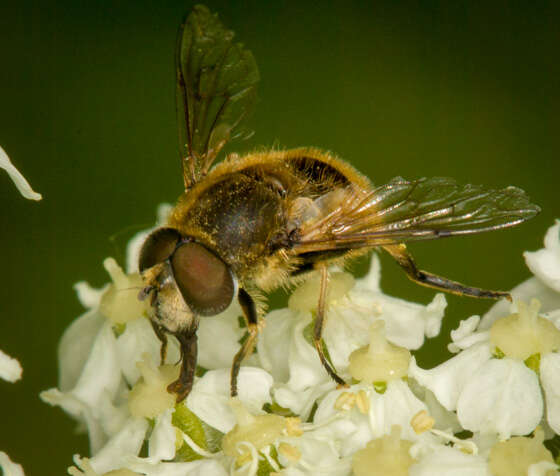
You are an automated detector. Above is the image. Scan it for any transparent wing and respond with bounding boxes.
[176,5,259,189]
[293,177,541,253]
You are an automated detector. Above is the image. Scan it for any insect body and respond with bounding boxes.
[139,6,540,402]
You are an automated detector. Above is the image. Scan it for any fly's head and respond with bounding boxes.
[138,227,237,334]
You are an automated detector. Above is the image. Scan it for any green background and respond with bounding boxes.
[0,1,558,474]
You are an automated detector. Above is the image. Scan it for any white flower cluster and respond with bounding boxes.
[38,210,560,476]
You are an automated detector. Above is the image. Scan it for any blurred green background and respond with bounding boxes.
[0,1,558,474]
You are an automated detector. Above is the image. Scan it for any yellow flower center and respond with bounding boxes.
[348,321,411,384]
[352,426,416,476]
[490,299,560,360]
[99,258,150,324]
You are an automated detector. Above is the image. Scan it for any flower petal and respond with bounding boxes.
[409,342,492,411]
[457,358,542,438]
[40,388,107,453]
[42,320,125,452]
[274,381,336,421]
[282,435,352,476]
[196,302,244,370]
[0,451,25,476]
[58,310,105,392]
[125,457,228,476]
[88,418,149,474]
[409,445,491,476]
[0,145,41,200]
[186,367,273,433]
[539,352,560,434]
[328,283,447,355]
[0,349,22,383]
[527,461,560,476]
[73,281,107,310]
[287,313,332,390]
[116,318,180,386]
[148,409,176,462]
[313,381,428,456]
[524,221,560,293]
[257,308,297,383]
[480,277,560,330]
[71,321,122,407]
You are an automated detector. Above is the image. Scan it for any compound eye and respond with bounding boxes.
[171,242,235,316]
[139,227,182,271]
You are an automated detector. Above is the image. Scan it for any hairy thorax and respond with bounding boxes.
[167,149,372,291]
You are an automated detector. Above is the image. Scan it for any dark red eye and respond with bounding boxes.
[171,242,235,316]
[139,227,182,271]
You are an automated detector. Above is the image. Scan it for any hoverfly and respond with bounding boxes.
[138,5,540,402]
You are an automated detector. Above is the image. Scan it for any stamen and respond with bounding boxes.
[410,410,435,434]
[355,390,370,414]
[334,391,356,411]
[181,432,219,459]
[261,446,281,471]
[301,411,345,431]
[278,442,301,463]
[231,441,259,476]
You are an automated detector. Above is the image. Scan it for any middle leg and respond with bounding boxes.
[230,288,260,397]
[313,265,347,387]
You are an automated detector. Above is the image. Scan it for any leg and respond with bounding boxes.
[167,330,198,403]
[313,265,347,386]
[150,319,168,364]
[230,288,260,397]
[383,244,511,300]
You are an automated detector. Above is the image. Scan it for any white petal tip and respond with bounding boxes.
[0,145,42,201]
[0,350,23,383]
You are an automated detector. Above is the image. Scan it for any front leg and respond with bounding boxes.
[167,329,198,403]
[150,320,168,365]
[230,288,260,397]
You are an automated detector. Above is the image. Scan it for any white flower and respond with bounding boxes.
[258,254,446,418]
[411,299,560,439]
[0,144,41,200]
[481,222,560,330]
[321,255,447,357]
[41,208,560,475]
[456,358,542,437]
[312,381,429,456]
